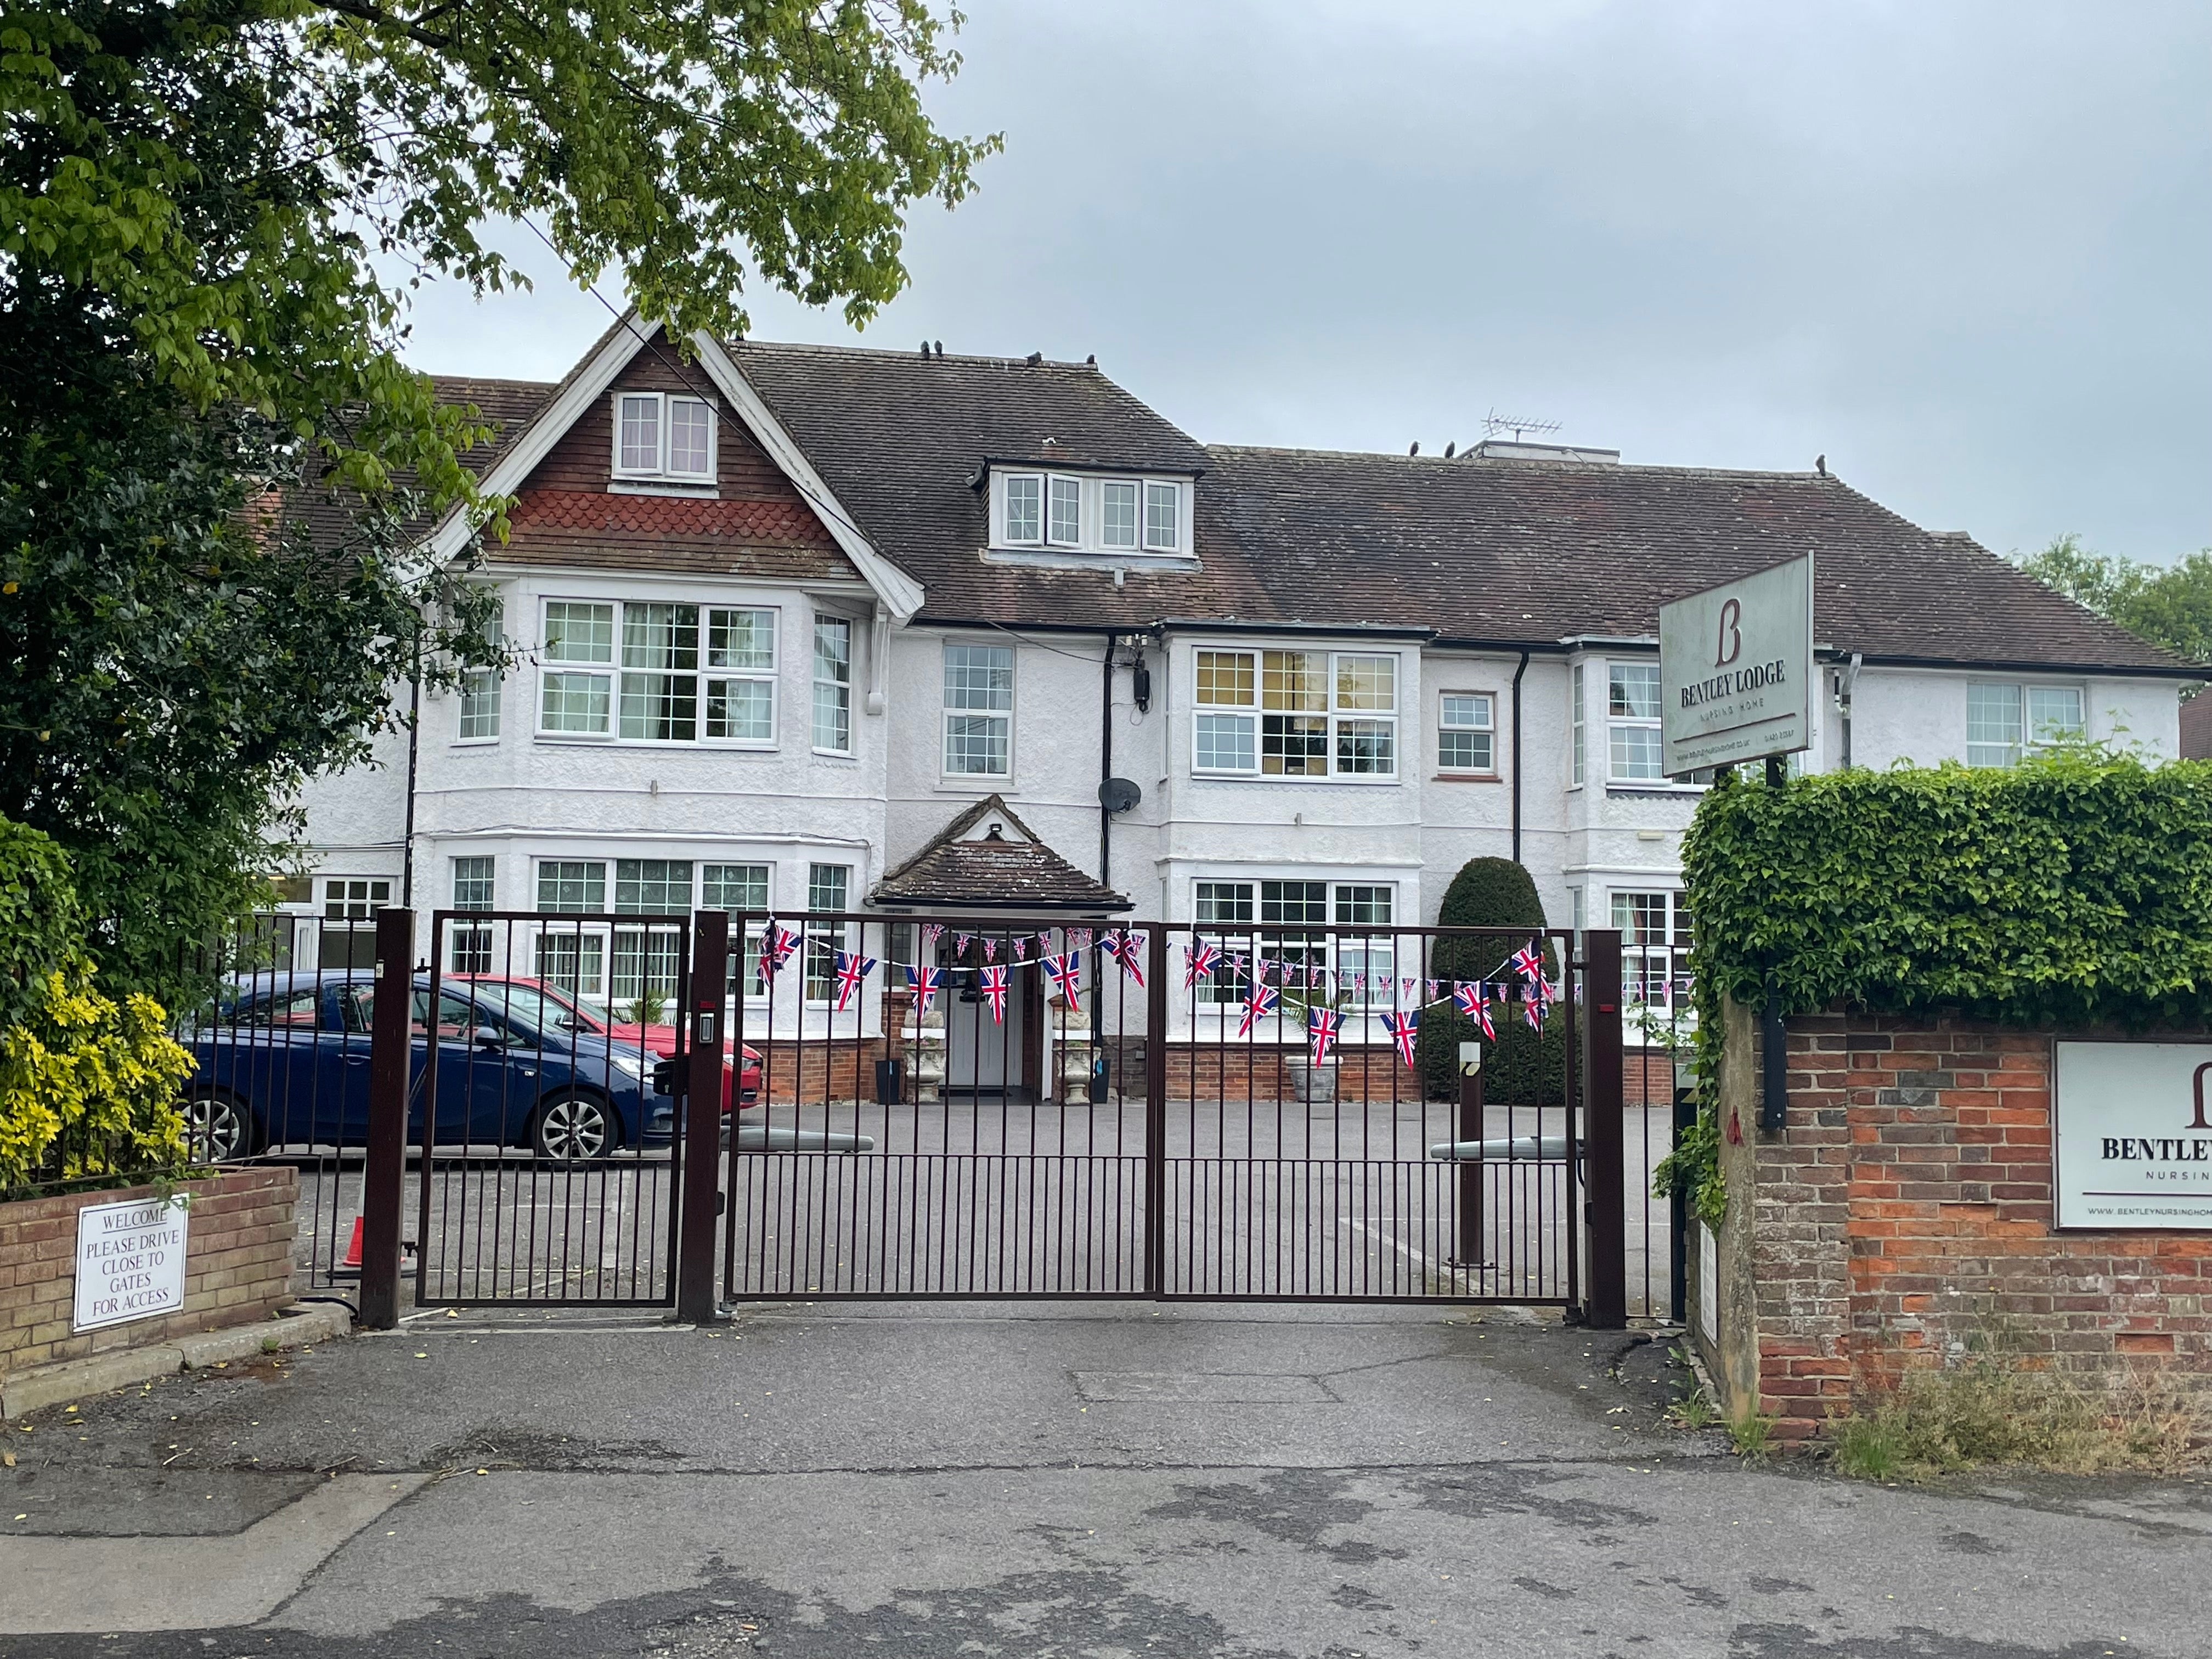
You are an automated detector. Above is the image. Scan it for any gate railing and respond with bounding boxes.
[338,910,1647,1329]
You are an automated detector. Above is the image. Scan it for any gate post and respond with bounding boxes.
[1144,924,1169,1297]
[1582,928,1627,1329]
[358,907,414,1331]
[676,910,729,1324]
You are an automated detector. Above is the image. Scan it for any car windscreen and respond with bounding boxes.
[462,982,591,1040]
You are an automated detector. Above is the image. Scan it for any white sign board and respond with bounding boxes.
[72,1195,190,1332]
[2055,1042,2212,1229]
[1658,554,1814,775]
[1696,1221,1719,1345]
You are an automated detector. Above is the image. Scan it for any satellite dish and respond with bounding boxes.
[1098,777,1142,814]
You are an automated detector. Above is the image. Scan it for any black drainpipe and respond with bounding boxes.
[1099,633,1116,884]
[1509,649,1531,866]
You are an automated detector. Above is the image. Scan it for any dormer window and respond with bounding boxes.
[612,392,716,483]
[992,469,1188,556]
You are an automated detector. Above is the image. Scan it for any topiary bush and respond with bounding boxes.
[0,819,194,1194]
[1415,856,1567,1103]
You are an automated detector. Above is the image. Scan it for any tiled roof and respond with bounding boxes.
[872,795,1131,912]
[491,488,850,579]
[1201,447,2192,673]
[730,341,1278,630]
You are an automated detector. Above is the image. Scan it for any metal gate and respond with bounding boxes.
[409,910,693,1308]
[713,911,1624,1312]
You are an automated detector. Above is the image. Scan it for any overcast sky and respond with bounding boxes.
[398,0,2211,566]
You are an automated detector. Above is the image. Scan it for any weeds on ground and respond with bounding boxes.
[1664,1349,1722,1432]
[1826,1344,2210,1482]
[1726,1408,1777,1462]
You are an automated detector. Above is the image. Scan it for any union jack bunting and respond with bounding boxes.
[831,950,876,1013]
[1068,927,1093,952]
[1102,929,1146,986]
[1454,980,1496,1040]
[1426,978,1444,1003]
[1400,977,1419,1006]
[1307,1005,1344,1064]
[1509,941,1546,989]
[980,964,1010,1023]
[1036,929,1054,954]
[758,922,801,987]
[953,932,973,959]
[904,964,945,1016]
[1524,974,1556,1030]
[921,922,944,953]
[983,936,998,964]
[1012,937,1028,962]
[1237,984,1280,1039]
[1043,953,1083,1002]
[1183,939,1222,990]
[1381,1009,1420,1068]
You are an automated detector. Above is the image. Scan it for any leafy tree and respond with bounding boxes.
[1415,857,1565,1105]
[2,0,995,991]
[2017,534,2212,669]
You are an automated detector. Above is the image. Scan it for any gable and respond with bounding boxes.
[486,329,861,585]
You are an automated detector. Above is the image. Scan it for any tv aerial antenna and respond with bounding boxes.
[1481,409,1563,443]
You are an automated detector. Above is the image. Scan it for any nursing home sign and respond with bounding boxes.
[2055,1042,2212,1230]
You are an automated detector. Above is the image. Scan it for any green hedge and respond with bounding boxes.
[1682,751,2212,1028]
[1414,856,1566,1104]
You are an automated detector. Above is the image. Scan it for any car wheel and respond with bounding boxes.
[533,1092,618,1161]
[184,1092,257,1161]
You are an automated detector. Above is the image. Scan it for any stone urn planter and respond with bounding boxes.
[1288,1056,1337,1106]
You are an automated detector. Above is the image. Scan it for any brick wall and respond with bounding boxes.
[1,1167,298,1379]
[1703,1006,2212,1444]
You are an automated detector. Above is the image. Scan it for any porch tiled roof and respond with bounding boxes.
[872,796,1130,913]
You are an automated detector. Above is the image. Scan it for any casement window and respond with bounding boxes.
[995,471,1186,556]
[1191,648,1397,779]
[534,861,606,997]
[611,860,689,1003]
[812,617,853,754]
[1570,664,1586,787]
[1967,681,2084,768]
[804,864,850,1002]
[943,643,1014,776]
[451,857,495,973]
[457,601,504,742]
[538,600,777,744]
[1190,880,1397,1007]
[612,391,716,483]
[319,877,388,970]
[1607,663,1664,782]
[1612,890,1692,1029]
[703,864,772,992]
[1437,692,1496,774]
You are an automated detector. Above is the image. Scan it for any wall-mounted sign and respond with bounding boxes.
[2055,1041,2212,1229]
[72,1194,190,1332]
[1658,554,1814,776]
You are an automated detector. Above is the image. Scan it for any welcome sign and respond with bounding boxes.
[72,1194,191,1331]
[2055,1042,2212,1229]
[1658,554,1814,775]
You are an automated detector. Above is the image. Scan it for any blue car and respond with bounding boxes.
[182,971,673,1162]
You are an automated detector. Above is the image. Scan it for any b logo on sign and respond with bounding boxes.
[1714,598,1742,668]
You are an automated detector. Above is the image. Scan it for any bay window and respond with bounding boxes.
[813,617,853,754]
[540,600,779,744]
[612,860,689,1005]
[1191,648,1397,779]
[534,860,606,997]
[1189,880,1397,1010]
[1613,890,1692,1041]
[452,856,494,973]
[1607,663,1664,781]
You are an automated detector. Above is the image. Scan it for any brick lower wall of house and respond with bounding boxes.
[1709,1007,2212,1443]
[0,1166,298,1379]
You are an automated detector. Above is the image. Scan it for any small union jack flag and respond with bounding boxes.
[1510,941,1546,989]
[1400,977,1419,1006]
[953,932,973,959]
[905,963,944,1016]
[980,964,1009,1023]
[1183,939,1222,990]
[758,922,800,988]
[1068,927,1093,952]
[1102,929,1146,987]
[1426,978,1444,1004]
[1237,983,1280,1039]
[983,936,998,964]
[1382,1009,1420,1068]
[1307,1005,1344,1064]
[831,950,876,1013]
[1455,980,1496,1040]
[921,922,944,953]
[1043,953,1083,1002]
[1524,974,1555,1031]
[1012,937,1028,962]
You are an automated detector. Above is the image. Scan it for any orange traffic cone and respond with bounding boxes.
[341,1216,364,1269]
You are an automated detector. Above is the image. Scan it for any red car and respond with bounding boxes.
[450,976,761,1113]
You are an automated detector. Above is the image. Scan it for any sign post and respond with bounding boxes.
[1659,554,1815,777]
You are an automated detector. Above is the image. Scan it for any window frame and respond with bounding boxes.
[536,598,780,749]
[992,470,1189,557]
[1606,660,1666,784]
[1570,663,1586,788]
[941,640,1015,780]
[1188,878,1400,1009]
[1967,679,2086,768]
[1188,646,1400,782]
[1436,690,1498,776]
[812,614,855,757]
[803,863,852,1005]
[608,390,718,484]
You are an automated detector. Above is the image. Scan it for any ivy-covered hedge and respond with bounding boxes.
[0,819,194,1194]
[1683,752,2212,1028]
